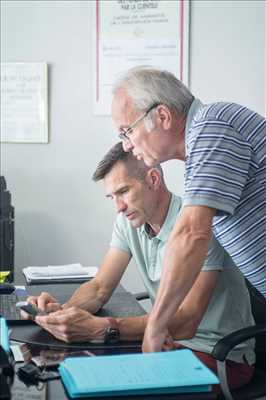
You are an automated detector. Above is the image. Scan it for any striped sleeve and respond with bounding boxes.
[184,120,252,214]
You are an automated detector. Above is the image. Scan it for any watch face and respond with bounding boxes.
[105,327,120,344]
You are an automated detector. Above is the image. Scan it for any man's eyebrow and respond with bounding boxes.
[106,185,129,198]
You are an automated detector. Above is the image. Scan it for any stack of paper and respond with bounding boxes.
[23,263,98,284]
[59,349,219,398]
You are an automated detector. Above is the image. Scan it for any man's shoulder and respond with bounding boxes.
[193,101,250,125]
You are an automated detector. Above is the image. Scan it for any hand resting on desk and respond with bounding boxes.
[22,292,110,344]
[35,307,110,343]
[34,307,174,351]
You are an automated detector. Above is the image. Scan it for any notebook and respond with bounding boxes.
[23,264,98,284]
[59,349,219,398]
[0,317,14,399]
[0,317,10,353]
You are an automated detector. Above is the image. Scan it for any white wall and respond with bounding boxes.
[1,0,265,292]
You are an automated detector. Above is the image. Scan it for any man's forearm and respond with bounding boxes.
[63,279,109,314]
[117,314,148,341]
[62,249,130,314]
[168,307,199,340]
[149,228,211,329]
[117,310,197,342]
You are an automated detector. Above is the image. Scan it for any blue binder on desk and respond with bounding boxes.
[59,349,219,398]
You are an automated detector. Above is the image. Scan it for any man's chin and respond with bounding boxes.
[129,219,143,229]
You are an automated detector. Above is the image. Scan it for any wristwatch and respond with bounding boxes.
[104,317,120,344]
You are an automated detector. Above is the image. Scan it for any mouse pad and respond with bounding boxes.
[9,324,141,350]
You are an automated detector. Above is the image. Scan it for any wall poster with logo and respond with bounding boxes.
[92,0,190,115]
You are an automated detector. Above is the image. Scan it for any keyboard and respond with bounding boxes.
[0,292,22,320]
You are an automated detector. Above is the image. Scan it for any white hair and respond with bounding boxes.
[113,66,194,120]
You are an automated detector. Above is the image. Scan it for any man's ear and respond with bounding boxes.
[145,168,161,190]
[155,105,172,130]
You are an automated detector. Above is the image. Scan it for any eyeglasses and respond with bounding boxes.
[118,103,160,142]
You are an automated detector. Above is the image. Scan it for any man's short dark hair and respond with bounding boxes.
[92,142,162,182]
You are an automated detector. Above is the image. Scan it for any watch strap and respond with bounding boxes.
[104,317,120,344]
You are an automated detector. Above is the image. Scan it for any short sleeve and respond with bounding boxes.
[184,119,252,215]
[110,214,131,254]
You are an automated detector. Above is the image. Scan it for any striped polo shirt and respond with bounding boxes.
[184,99,266,297]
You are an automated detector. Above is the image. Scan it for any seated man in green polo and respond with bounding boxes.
[24,142,255,391]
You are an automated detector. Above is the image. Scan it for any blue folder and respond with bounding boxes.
[0,317,10,353]
[59,349,219,398]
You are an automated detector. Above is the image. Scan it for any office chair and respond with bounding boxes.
[212,280,266,400]
[135,280,266,400]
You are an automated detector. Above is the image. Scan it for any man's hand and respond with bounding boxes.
[21,292,62,320]
[142,322,175,352]
[35,307,109,343]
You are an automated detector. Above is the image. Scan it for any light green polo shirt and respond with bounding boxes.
[110,194,255,364]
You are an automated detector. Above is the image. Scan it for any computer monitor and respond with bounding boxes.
[0,176,15,282]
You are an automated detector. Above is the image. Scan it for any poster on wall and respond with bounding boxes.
[92,0,190,115]
[0,62,48,143]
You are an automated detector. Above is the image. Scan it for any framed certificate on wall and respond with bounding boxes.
[1,62,48,143]
[92,0,190,115]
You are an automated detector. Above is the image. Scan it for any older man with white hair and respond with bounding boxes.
[111,66,266,353]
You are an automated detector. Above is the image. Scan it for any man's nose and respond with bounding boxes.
[116,198,126,213]
[122,139,133,152]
